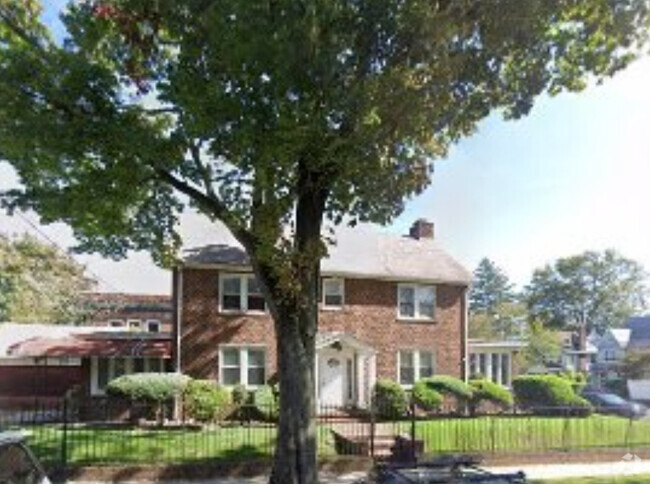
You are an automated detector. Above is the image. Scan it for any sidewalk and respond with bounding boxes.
[69,460,650,483]
[488,459,650,481]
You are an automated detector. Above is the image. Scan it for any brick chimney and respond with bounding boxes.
[409,219,434,240]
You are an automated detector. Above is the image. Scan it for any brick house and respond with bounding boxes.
[174,220,472,408]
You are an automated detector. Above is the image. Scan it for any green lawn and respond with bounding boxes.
[20,423,338,466]
[15,415,650,467]
[532,476,650,483]
[402,415,650,454]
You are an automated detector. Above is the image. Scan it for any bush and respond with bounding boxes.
[512,375,592,416]
[106,373,190,402]
[423,376,474,402]
[412,379,443,411]
[252,385,278,421]
[469,379,513,414]
[231,384,249,405]
[184,380,231,422]
[559,371,588,394]
[372,379,408,419]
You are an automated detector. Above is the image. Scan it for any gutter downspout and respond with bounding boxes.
[173,266,183,373]
[461,286,469,383]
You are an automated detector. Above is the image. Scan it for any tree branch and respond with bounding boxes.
[155,168,255,250]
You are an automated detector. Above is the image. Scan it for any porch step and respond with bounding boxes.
[330,423,411,458]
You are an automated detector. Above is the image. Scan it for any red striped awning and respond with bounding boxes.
[8,334,171,358]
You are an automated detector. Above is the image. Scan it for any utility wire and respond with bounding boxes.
[13,210,122,293]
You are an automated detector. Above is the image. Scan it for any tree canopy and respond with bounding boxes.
[470,258,516,314]
[1,1,649,482]
[0,233,94,323]
[525,249,648,333]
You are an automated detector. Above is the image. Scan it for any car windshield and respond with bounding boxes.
[595,393,628,405]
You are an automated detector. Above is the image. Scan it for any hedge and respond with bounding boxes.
[469,379,513,413]
[422,376,474,402]
[512,375,592,416]
[252,385,278,421]
[373,379,408,419]
[106,373,190,402]
[412,379,443,411]
[183,380,231,422]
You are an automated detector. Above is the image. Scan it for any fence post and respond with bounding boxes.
[410,397,416,465]
[369,399,375,458]
[561,410,570,452]
[60,397,68,472]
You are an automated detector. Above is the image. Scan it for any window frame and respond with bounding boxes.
[321,278,345,310]
[397,349,435,387]
[127,319,141,331]
[146,319,161,333]
[219,273,267,314]
[90,356,167,395]
[218,346,267,388]
[397,283,436,321]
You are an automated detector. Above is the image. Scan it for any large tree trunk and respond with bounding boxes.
[269,308,318,484]
[265,164,326,484]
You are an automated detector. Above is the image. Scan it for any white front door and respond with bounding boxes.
[318,350,349,407]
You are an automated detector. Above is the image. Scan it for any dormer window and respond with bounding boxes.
[322,278,344,309]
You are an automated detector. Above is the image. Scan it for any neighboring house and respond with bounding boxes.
[0,322,171,408]
[559,330,597,373]
[468,340,526,387]
[173,220,472,408]
[82,293,173,333]
[591,328,630,386]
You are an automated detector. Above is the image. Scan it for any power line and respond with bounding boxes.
[12,210,123,293]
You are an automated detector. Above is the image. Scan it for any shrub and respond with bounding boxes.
[469,379,513,414]
[184,380,231,422]
[512,375,592,416]
[412,379,443,411]
[558,371,588,394]
[372,379,408,419]
[423,376,474,402]
[231,384,249,405]
[106,373,190,402]
[252,385,278,421]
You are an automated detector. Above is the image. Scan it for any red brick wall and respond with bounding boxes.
[0,365,85,397]
[180,268,466,382]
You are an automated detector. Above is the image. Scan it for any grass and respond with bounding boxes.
[400,415,650,454]
[18,423,339,467]
[532,476,650,483]
[12,414,650,467]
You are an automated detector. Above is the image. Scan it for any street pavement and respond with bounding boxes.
[68,459,650,483]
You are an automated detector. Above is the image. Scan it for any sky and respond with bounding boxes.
[0,3,649,294]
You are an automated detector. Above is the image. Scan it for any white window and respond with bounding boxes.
[146,319,161,333]
[127,319,141,330]
[91,357,167,395]
[322,278,344,308]
[108,319,125,327]
[219,347,267,387]
[469,352,512,386]
[397,284,436,320]
[219,273,266,313]
[398,350,434,386]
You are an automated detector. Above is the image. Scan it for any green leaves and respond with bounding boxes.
[0,0,648,272]
[0,233,94,323]
[525,249,648,332]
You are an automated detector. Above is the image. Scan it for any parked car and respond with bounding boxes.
[0,431,51,484]
[582,391,648,419]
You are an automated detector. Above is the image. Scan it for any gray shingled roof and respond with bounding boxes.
[183,226,471,285]
[626,316,650,350]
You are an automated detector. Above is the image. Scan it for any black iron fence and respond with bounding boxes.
[2,399,650,472]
